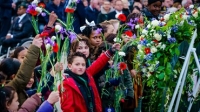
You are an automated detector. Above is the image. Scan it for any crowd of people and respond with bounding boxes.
[0,0,199,112]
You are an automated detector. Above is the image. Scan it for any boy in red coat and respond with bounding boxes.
[60,43,120,112]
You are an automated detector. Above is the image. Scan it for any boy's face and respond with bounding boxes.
[68,57,86,75]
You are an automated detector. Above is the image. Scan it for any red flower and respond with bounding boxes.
[120,98,125,103]
[119,62,127,71]
[138,19,143,24]
[53,43,59,53]
[28,9,38,16]
[124,30,133,37]
[160,17,164,21]
[65,8,75,13]
[144,48,151,54]
[153,39,159,45]
[118,14,126,22]
[38,2,46,8]
[39,32,49,38]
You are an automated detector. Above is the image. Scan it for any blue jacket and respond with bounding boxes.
[45,2,66,23]
[37,101,54,112]
[0,0,13,18]
[85,6,100,24]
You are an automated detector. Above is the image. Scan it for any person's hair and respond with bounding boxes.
[95,41,112,57]
[133,6,141,12]
[100,21,114,33]
[173,2,181,8]
[10,46,27,59]
[0,86,16,112]
[105,33,116,44]
[0,58,21,80]
[70,35,92,54]
[81,25,104,38]
[67,52,87,64]
[114,0,123,4]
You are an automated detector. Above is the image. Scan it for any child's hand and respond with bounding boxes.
[50,62,63,77]
[47,91,59,105]
[36,93,42,98]
[112,43,121,51]
[47,11,58,27]
[32,35,43,48]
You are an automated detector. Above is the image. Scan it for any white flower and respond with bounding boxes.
[160,44,166,50]
[151,20,159,27]
[35,7,42,13]
[146,43,151,47]
[32,0,38,5]
[45,43,51,49]
[189,5,194,9]
[137,44,142,50]
[193,11,198,18]
[113,38,121,42]
[182,14,188,20]
[164,13,170,21]
[148,66,154,72]
[142,29,148,35]
[154,33,162,41]
[142,68,147,73]
[151,46,157,53]
[51,36,56,41]
[55,24,62,32]
[198,7,200,11]
[118,51,126,56]
[147,72,151,77]
[147,24,151,28]
[135,24,140,29]
[161,22,166,26]
[115,13,122,19]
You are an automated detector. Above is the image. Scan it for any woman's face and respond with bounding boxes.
[26,73,34,88]
[90,30,102,47]
[76,41,90,58]
[7,92,19,112]
[17,49,28,63]
[148,1,162,16]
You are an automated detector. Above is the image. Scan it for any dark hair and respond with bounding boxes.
[133,6,141,12]
[95,41,112,57]
[10,46,27,59]
[0,86,16,112]
[0,58,21,80]
[81,25,104,38]
[106,33,116,44]
[67,52,87,64]
[70,35,92,54]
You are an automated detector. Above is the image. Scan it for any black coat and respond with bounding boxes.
[9,14,33,39]
[0,0,13,19]
[85,6,100,24]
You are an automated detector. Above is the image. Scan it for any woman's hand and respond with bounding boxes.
[32,35,43,48]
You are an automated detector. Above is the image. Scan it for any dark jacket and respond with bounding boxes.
[6,45,40,106]
[9,14,33,39]
[45,2,66,23]
[0,0,13,19]
[97,6,114,24]
[142,8,159,21]
[85,6,100,24]
[73,1,86,34]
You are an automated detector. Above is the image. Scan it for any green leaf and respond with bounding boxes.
[157,72,165,80]
[175,48,180,55]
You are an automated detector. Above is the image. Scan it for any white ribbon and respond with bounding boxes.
[80,26,86,32]
[85,19,96,27]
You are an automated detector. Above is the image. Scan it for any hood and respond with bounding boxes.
[100,6,115,14]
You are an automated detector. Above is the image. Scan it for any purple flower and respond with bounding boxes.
[69,32,77,43]
[95,28,102,36]
[26,4,36,13]
[168,37,176,43]
[133,34,136,39]
[41,12,46,17]
[126,18,135,30]
[45,37,54,46]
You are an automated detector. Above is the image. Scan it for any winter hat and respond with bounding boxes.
[148,0,162,5]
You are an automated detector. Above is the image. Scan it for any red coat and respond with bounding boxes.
[60,51,112,112]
